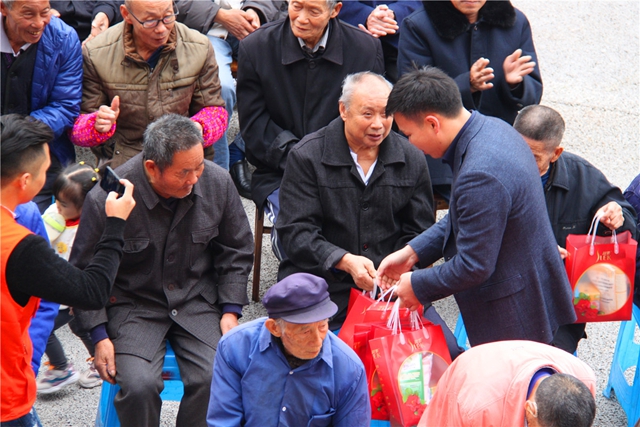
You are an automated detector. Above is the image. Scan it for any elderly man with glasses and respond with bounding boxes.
[69,0,227,169]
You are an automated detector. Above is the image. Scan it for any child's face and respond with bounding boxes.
[55,197,81,221]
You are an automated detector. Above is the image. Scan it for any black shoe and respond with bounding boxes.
[230,159,252,199]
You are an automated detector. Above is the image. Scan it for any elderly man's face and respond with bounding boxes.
[122,0,175,55]
[145,144,205,199]
[340,77,393,151]
[288,0,341,49]
[0,0,51,50]
[522,136,563,176]
[270,319,329,360]
[450,0,486,23]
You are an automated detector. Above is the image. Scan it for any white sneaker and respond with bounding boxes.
[37,362,80,394]
[78,357,103,389]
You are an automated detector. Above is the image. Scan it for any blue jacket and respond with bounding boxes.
[409,113,575,347]
[30,16,82,165]
[338,1,421,49]
[207,318,369,427]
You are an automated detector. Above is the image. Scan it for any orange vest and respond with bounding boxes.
[1,207,40,421]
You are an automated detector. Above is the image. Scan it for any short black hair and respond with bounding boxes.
[536,373,596,427]
[1,114,53,184]
[386,66,463,120]
[513,105,566,151]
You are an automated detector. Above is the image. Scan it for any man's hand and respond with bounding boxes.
[83,12,110,46]
[503,48,535,88]
[470,57,494,93]
[95,338,117,384]
[335,253,377,291]
[94,96,120,133]
[215,9,257,40]
[597,201,625,230]
[105,179,136,220]
[359,5,397,38]
[244,8,261,30]
[395,272,421,312]
[376,246,419,291]
[220,313,239,335]
[558,245,569,260]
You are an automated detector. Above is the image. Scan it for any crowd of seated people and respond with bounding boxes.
[1,1,636,426]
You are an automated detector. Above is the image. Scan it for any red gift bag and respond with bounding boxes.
[370,306,452,427]
[565,215,637,322]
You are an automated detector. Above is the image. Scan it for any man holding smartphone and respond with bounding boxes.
[71,114,253,427]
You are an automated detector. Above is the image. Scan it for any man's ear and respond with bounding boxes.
[339,101,348,122]
[265,319,282,337]
[330,2,342,19]
[551,146,564,163]
[120,3,132,24]
[18,172,31,191]
[423,115,440,133]
[524,400,539,426]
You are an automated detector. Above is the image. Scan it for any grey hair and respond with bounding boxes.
[513,105,566,152]
[1,0,14,9]
[275,318,287,332]
[339,71,393,110]
[142,114,202,171]
[326,0,338,10]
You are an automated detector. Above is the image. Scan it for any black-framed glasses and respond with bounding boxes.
[127,4,179,29]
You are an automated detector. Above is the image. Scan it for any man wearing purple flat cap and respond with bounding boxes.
[206,272,370,427]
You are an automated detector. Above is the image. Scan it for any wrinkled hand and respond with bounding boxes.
[220,313,239,335]
[244,8,261,30]
[216,8,257,40]
[395,272,421,312]
[95,338,117,384]
[503,48,535,87]
[363,5,397,37]
[83,12,110,46]
[558,245,569,260]
[335,253,377,291]
[376,246,419,291]
[470,57,494,93]
[597,201,624,230]
[105,179,136,220]
[94,96,120,133]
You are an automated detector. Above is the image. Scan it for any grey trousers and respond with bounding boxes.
[113,324,216,427]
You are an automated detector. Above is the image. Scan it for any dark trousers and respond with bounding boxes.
[45,308,94,369]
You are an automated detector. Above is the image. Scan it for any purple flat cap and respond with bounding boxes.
[262,273,338,324]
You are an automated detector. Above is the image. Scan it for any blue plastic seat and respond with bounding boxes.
[604,304,640,427]
[95,342,184,427]
[453,313,470,350]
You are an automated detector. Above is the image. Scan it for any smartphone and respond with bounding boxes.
[100,166,125,197]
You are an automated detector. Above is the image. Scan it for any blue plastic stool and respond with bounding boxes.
[95,342,184,427]
[604,304,640,427]
[453,313,470,350]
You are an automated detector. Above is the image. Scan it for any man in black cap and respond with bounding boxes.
[206,272,370,427]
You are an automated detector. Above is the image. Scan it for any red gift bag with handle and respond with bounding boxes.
[369,303,452,427]
[565,214,637,322]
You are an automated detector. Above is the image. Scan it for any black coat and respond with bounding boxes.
[237,17,384,208]
[276,117,434,329]
[545,152,637,247]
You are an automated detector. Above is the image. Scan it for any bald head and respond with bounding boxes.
[513,105,566,152]
[339,72,392,111]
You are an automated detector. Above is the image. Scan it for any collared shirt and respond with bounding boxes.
[442,110,477,170]
[297,21,330,53]
[0,15,32,55]
[349,147,378,185]
[207,317,370,427]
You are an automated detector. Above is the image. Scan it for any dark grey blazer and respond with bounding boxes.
[277,117,434,328]
[409,112,575,347]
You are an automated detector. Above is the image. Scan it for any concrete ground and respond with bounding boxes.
[34,1,638,426]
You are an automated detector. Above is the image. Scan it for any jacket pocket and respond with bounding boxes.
[120,238,153,275]
[189,227,219,268]
[478,274,525,302]
[307,410,336,427]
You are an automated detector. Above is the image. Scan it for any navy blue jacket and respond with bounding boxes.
[409,113,575,347]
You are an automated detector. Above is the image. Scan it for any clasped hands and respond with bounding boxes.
[470,48,536,93]
[338,245,421,312]
[358,5,398,38]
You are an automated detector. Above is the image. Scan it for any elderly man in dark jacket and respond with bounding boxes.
[514,105,637,354]
[397,0,542,201]
[276,72,433,330]
[238,0,384,258]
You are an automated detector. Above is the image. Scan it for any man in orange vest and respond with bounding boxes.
[0,113,135,425]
